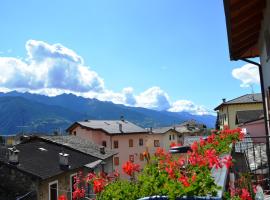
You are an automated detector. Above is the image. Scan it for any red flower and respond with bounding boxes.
[72,188,85,200]
[170,142,182,148]
[58,195,67,200]
[122,161,140,176]
[191,141,198,152]
[93,178,106,194]
[240,188,252,200]
[155,147,166,157]
[191,173,196,182]
[178,175,190,187]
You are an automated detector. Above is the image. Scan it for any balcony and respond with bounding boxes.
[232,136,270,196]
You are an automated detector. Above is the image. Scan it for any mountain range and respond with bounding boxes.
[0,91,216,135]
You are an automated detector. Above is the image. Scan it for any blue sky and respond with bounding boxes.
[0,1,260,114]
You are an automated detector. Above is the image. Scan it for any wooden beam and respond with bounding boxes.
[232,32,259,49]
[230,0,263,12]
[231,2,265,24]
[232,15,262,34]
[232,23,261,42]
[233,47,259,60]
[232,40,258,57]
[232,11,262,30]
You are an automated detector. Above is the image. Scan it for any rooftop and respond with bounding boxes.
[41,135,116,160]
[214,93,262,110]
[67,120,149,135]
[0,138,99,180]
[235,109,264,124]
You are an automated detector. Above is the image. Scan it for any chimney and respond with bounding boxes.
[222,98,226,103]
[59,153,69,169]
[8,147,19,165]
[120,116,124,122]
[119,123,123,132]
[100,147,105,154]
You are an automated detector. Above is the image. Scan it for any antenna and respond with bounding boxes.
[250,84,255,101]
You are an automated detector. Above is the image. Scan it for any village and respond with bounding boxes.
[1,0,270,200]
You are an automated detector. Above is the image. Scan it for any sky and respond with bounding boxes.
[0,0,261,115]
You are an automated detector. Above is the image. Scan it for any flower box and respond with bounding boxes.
[137,158,229,200]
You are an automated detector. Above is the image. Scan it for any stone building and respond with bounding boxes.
[0,136,115,200]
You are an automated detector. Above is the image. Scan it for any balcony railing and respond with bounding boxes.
[232,136,270,194]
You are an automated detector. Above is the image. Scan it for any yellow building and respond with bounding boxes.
[214,93,263,129]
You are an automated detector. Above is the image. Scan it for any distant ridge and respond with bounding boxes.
[0,91,216,135]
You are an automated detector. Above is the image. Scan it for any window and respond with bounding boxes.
[154,140,160,147]
[114,157,119,166]
[129,155,134,162]
[49,180,58,200]
[172,134,175,140]
[114,140,119,149]
[139,138,143,146]
[140,153,144,161]
[129,139,133,147]
[169,135,171,140]
[73,131,76,136]
[102,141,107,147]
[70,174,77,200]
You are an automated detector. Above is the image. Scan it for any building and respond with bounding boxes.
[0,136,115,200]
[147,121,206,154]
[223,0,270,150]
[148,127,179,154]
[214,93,263,129]
[66,120,149,177]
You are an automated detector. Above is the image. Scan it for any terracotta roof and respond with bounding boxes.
[223,0,266,60]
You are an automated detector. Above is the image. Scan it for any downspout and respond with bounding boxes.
[241,58,270,171]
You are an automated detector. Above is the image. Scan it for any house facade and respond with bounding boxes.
[223,0,270,146]
[67,120,150,178]
[214,94,263,129]
[0,136,114,200]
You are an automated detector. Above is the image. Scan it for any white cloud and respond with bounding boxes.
[0,40,213,115]
[232,64,260,87]
[0,40,104,93]
[169,100,210,115]
[135,87,171,111]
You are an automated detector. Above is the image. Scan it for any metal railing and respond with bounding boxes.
[233,136,270,193]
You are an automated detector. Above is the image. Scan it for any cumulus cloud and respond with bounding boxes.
[135,87,171,111]
[0,40,104,93]
[0,40,212,115]
[168,100,210,115]
[232,64,260,87]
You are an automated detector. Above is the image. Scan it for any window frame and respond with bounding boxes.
[129,139,133,147]
[129,155,134,162]
[140,153,144,161]
[102,140,107,147]
[114,140,119,149]
[154,140,160,147]
[70,173,77,200]
[139,138,143,146]
[48,180,58,200]
[114,156,119,166]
